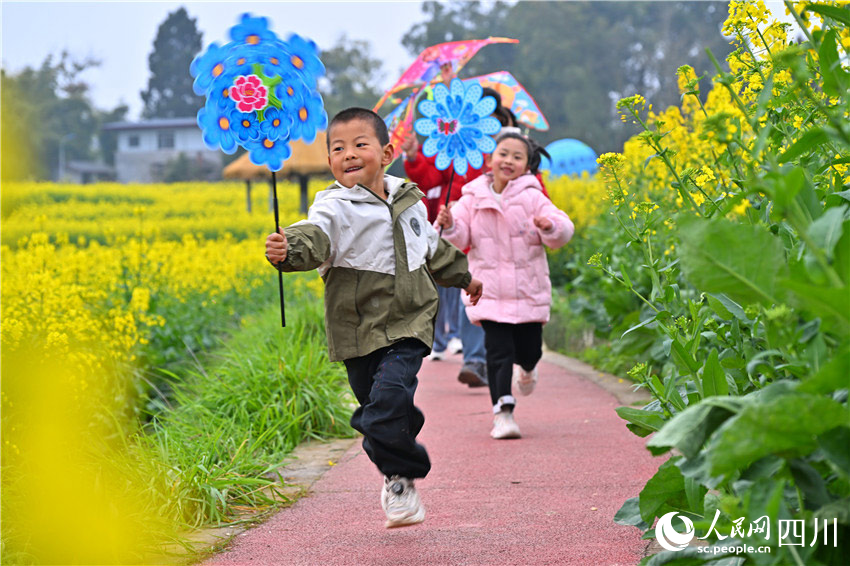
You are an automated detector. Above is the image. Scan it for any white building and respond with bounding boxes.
[103,117,221,183]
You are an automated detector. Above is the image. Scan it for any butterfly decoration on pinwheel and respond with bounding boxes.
[413,78,501,177]
[413,78,500,234]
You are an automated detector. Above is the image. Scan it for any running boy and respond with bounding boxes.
[265,107,483,527]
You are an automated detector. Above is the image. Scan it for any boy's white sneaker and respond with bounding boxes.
[491,409,521,439]
[381,476,425,528]
[447,337,463,354]
[426,349,445,361]
[513,365,538,396]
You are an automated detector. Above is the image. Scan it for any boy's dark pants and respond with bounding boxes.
[480,321,543,408]
[343,338,431,479]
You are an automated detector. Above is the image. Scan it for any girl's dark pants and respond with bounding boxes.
[343,338,431,479]
[480,321,543,409]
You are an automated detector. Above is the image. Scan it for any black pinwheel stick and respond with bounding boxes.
[439,169,456,237]
[271,170,286,327]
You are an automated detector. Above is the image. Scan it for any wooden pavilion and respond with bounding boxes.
[222,131,331,214]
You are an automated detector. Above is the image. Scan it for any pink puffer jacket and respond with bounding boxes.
[440,172,574,324]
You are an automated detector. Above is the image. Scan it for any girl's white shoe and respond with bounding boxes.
[491,409,521,439]
[513,365,538,396]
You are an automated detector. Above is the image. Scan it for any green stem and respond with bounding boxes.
[694,92,747,194]
[706,49,755,128]
[631,108,703,214]
[754,24,774,60]
[740,31,770,87]
[641,373,674,418]
[784,0,817,47]
[601,266,660,314]
[646,229,654,266]
[613,210,640,245]
[787,200,846,288]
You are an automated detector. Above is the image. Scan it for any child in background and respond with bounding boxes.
[401,87,518,385]
[435,132,574,439]
[265,108,482,526]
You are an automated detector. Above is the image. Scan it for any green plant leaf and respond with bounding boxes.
[807,3,850,27]
[807,205,847,261]
[705,294,732,319]
[620,264,633,288]
[639,458,688,524]
[614,496,649,530]
[834,221,850,285]
[813,497,850,525]
[622,311,667,338]
[705,293,749,323]
[789,458,832,509]
[647,398,742,458]
[684,476,707,516]
[677,217,784,306]
[646,548,743,565]
[831,188,850,203]
[818,29,850,97]
[779,128,830,164]
[671,338,701,375]
[701,349,729,398]
[818,426,850,478]
[780,279,850,333]
[616,406,667,437]
[707,392,850,476]
[677,452,721,488]
[798,350,850,394]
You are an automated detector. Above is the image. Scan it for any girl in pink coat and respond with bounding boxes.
[436,132,574,439]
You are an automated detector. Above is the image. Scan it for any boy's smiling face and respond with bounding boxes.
[327,118,394,195]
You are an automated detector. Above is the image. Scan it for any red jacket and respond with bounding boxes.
[404,148,550,223]
[403,151,483,222]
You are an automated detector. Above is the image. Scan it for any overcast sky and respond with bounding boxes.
[2,1,799,121]
[1,1,426,119]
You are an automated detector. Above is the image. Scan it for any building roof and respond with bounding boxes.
[103,117,198,131]
[222,131,331,179]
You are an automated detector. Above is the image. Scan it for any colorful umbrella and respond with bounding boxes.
[373,37,518,112]
[382,93,417,162]
[376,37,518,162]
[465,71,549,131]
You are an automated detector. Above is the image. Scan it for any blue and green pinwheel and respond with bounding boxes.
[190,13,328,171]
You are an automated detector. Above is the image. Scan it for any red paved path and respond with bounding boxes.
[206,353,659,566]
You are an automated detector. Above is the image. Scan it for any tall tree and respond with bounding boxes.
[401,1,733,152]
[1,52,108,180]
[97,103,129,167]
[319,35,385,118]
[140,7,203,119]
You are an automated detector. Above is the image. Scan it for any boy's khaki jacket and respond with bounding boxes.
[276,175,471,361]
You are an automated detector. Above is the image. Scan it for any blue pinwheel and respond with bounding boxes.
[190,12,328,172]
[190,13,329,327]
[414,78,501,176]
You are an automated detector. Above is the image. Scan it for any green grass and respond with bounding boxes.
[133,288,356,529]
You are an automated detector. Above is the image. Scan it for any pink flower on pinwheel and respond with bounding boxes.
[229,74,268,112]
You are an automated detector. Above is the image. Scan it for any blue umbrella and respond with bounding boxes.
[539,138,598,177]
